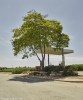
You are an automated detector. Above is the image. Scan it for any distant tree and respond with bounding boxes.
[11,10,70,70]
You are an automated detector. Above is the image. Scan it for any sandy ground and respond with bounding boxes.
[0,72,83,100]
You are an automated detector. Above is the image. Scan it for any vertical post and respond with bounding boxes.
[48,54,49,66]
[62,48,65,67]
[44,59,46,67]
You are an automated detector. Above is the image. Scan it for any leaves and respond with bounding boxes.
[11,10,70,61]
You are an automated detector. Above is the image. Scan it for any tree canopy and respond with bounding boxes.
[11,10,70,70]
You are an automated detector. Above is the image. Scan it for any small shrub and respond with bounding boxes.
[62,68,68,76]
[12,67,28,74]
[11,66,36,74]
[66,64,83,71]
[30,67,36,71]
[62,67,78,76]
[0,68,14,72]
[77,65,83,71]
[33,71,40,75]
[12,68,23,74]
[44,66,50,72]
[44,65,64,73]
[46,71,51,76]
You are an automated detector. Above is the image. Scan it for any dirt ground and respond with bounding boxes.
[0,72,83,100]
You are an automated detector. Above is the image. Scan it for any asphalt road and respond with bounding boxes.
[0,73,83,100]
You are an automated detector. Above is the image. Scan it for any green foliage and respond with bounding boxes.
[12,67,36,74]
[65,64,83,71]
[12,68,23,74]
[62,68,78,76]
[76,64,83,71]
[44,65,64,73]
[11,10,70,70]
[69,65,78,71]
[0,68,14,72]
[33,71,40,75]
[29,67,36,71]
[46,71,51,76]
[62,65,80,76]
[0,66,36,74]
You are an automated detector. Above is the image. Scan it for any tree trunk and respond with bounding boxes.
[40,44,46,71]
[42,59,44,70]
[40,59,44,71]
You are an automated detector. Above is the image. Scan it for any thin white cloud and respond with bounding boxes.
[0,37,11,46]
[6,58,28,61]
[0,37,10,43]
[69,35,75,41]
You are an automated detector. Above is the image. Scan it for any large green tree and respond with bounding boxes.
[11,10,70,70]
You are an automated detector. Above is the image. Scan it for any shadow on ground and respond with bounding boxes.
[7,75,65,83]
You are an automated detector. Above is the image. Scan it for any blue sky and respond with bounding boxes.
[0,0,83,67]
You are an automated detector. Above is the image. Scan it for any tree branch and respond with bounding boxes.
[31,46,41,62]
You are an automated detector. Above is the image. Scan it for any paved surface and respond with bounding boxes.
[0,73,83,100]
[78,71,83,75]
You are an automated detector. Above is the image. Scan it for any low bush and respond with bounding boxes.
[46,71,51,76]
[12,67,30,74]
[77,65,83,71]
[66,64,83,71]
[44,65,64,73]
[0,68,14,72]
[30,67,36,71]
[12,67,37,74]
[0,66,36,74]
[62,66,78,76]
[12,68,23,74]
[33,71,40,75]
